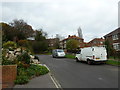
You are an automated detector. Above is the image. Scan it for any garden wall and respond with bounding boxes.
[2,65,17,89]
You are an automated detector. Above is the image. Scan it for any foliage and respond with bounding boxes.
[14,75,29,84]
[15,64,49,84]
[104,40,115,58]
[10,19,34,38]
[17,51,31,65]
[65,54,75,59]
[35,30,46,41]
[106,60,120,66]
[31,41,48,53]
[3,41,17,49]
[54,38,60,49]
[37,65,49,75]
[18,40,28,47]
[1,19,34,42]
[66,39,79,52]
[2,57,15,65]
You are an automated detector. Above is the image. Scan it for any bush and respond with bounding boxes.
[38,65,49,75]
[15,64,49,84]
[31,41,48,53]
[17,67,27,76]
[2,55,15,65]
[3,41,17,49]
[18,40,28,47]
[26,68,36,77]
[17,51,30,65]
[14,75,29,84]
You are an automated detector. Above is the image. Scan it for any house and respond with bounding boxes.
[87,38,105,47]
[60,35,84,49]
[104,28,120,51]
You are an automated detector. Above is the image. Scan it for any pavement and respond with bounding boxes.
[14,73,56,88]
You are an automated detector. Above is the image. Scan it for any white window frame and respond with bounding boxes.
[113,43,120,51]
[112,34,118,40]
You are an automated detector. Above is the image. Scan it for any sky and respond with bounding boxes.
[1,0,119,42]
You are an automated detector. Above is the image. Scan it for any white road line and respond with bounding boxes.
[39,64,63,89]
[49,73,63,90]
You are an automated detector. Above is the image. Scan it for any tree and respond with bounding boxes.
[9,19,34,39]
[33,30,48,53]
[1,22,16,42]
[66,39,79,53]
[35,30,46,41]
[104,40,114,58]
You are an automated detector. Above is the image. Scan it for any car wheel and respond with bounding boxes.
[87,60,92,65]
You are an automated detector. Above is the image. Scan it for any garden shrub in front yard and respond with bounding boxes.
[14,64,49,84]
[15,75,29,84]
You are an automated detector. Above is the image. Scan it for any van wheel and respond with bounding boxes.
[87,60,92,65]
[76,58,79,62]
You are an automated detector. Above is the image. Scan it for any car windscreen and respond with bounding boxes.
[57,50,64,52]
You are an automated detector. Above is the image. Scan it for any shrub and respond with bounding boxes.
[2,55,15,65]
[17,67,27,76]
[14,75,29,84]
[18,40,28,47]
[3,41,17,49]
[26,68,36,77]
[15,64,49,84]
[31,41,48,53]
[17,51,30,65]
[38,65,49,75]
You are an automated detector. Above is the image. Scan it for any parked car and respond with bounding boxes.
[75,46,107,64]
[52,49,66,58]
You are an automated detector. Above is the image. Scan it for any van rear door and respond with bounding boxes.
[93,47,107,61]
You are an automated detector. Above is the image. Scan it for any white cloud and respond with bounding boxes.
[1,0,119,42]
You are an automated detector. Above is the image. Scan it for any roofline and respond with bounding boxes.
[104,27,120,37]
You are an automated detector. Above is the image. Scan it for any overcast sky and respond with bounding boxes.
[1,0,119,42]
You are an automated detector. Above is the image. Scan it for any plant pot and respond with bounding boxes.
[1,65,17,89]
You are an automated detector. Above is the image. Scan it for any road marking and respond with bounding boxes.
[49,73,63,90]
[44,64,63,90]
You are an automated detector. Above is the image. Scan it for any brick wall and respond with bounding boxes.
[2,65,17,89]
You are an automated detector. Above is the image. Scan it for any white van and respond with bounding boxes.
[75,46,107,64]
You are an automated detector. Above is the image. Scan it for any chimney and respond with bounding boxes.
[68,35,71,37]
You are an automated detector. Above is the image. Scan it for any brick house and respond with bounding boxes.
[60,35,84,49]
[86,38,105,47]
[104,28,120,51]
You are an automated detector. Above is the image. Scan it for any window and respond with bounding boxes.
[112,34,118,40]
[113,43,120,51]
[100,42,103,44]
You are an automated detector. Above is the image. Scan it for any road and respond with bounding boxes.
[37,55,118,88]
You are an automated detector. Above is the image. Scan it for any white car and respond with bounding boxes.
[75,46,107,64]
[52,49,66,58]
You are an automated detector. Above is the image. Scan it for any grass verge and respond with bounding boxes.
[106,60,120,66]
[65,54,75,59]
